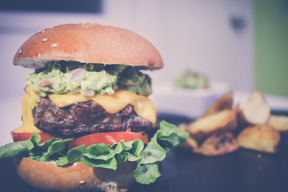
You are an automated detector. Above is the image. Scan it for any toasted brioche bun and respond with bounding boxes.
[15,158,136,192]
[13,23,163,70]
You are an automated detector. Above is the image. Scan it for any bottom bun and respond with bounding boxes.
[15,158,136,192]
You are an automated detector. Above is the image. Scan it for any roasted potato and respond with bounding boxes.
[179,90,284,156]
[187,110,238,141]
[183,137,199,153]
[202,92,233,117]
[268,115,288,132]
[180,131,238,156]
[178,123,198,151]
[237,124,280,153]
[237,91,270,125]
[198,133,239,156]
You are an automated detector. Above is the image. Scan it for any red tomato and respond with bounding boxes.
[11,131,55,143]
[68,132,148,148]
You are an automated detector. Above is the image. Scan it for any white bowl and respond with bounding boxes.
[151,81,230,118]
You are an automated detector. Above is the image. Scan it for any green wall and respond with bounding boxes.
[254,0,288,97]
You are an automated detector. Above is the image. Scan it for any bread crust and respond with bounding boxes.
[15,158,136,192]
[13,23,163,70]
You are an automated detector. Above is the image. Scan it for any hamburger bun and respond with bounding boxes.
[13,23,163,70]
[15,158,136,192]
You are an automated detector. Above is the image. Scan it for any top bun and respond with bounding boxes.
[13,23,163,70]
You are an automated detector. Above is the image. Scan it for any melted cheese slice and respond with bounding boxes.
[13,86,157,133]
[49,90,157,126]
[13,85,42,133]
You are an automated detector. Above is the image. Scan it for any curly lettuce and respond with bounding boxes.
[0,121,188,185]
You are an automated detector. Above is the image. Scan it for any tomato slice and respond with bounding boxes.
[11,131,56,143]
[68,132,148,148]
[11,131,148,148]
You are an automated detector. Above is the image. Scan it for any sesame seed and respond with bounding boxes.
[42,38,48,42]
[37,53,41,57]
[51,43,58,47]
[81,23,91,28]
[79,180,86,185]
[40,29,45,34]
[19,49,23,54]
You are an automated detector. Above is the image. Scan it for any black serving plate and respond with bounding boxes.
[1,112,288,192]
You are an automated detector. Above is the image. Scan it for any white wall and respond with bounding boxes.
[102,0,254,92]
[0,0,253,145]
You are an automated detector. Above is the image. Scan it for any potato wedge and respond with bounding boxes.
[178,123,188,133]
[237,124,280,153]
[202,92,233,117]
[268,115,288,132]
[199,133,239,156]
[187,110,238,141]
[237,91,270,125]
[178,123,199,152]
[183,137,200,152]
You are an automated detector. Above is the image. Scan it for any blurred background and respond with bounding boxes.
[0,0,287,144]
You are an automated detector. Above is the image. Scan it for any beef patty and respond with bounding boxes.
[33,98,153,137]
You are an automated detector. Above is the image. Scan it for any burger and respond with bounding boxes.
[0,23,188,191]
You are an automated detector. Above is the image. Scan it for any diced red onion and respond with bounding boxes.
[81,89,95,96]
[71,68,85,81]
[39,79,52,88]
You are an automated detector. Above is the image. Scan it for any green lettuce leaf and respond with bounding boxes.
[81,143,117,170]
[134,163,161,184]
[114,139,144,163]
[0,140,33,158]
[0,120,188,185]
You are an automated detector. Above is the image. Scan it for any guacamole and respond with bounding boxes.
[26,62,152,97]
[174,70,209,89]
